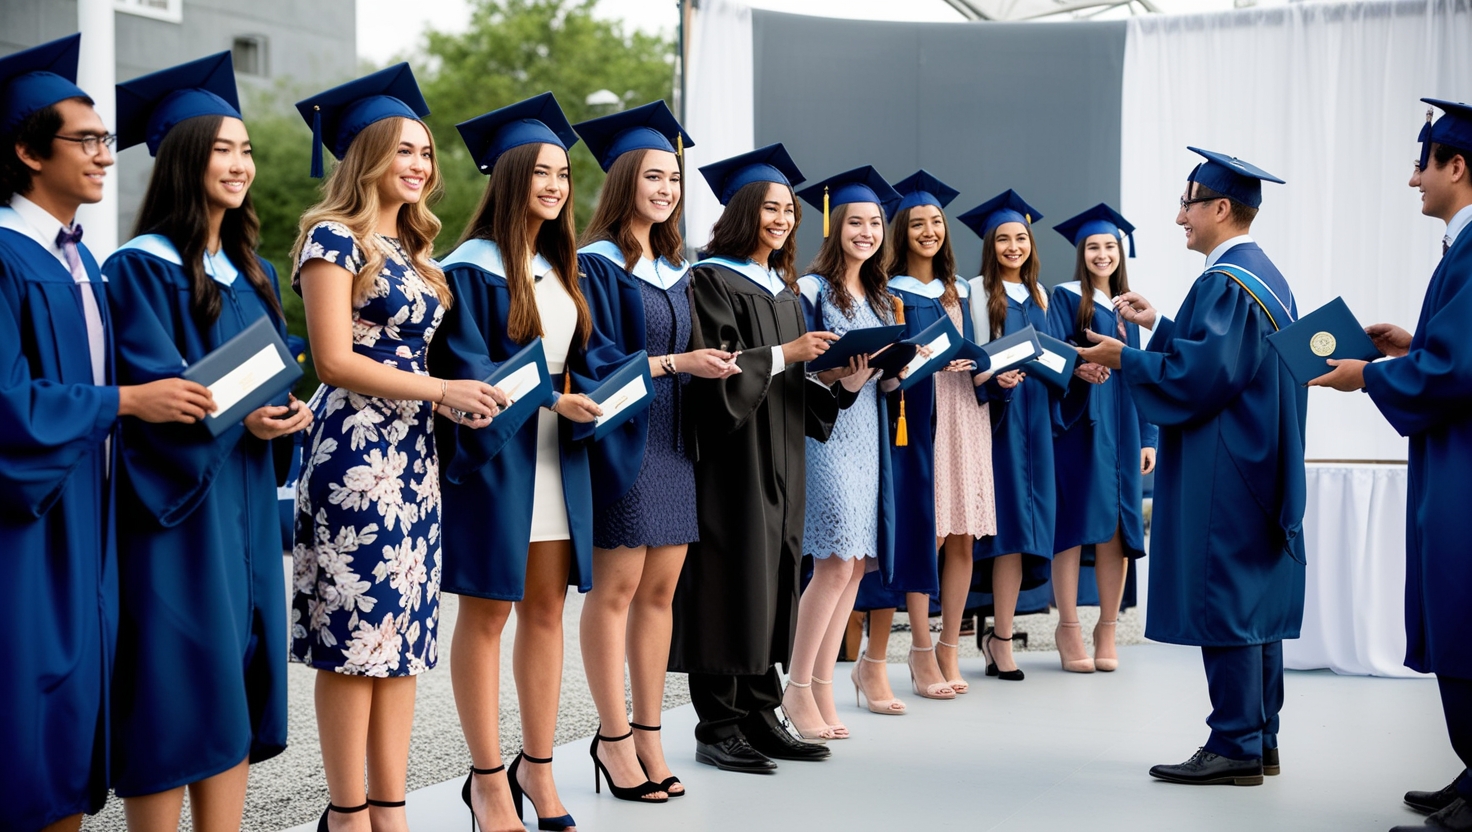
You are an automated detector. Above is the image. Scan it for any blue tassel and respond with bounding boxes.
[311,107,324,178]
[1127,231,1136,259]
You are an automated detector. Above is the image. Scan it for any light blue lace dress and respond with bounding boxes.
[802,290,882,560]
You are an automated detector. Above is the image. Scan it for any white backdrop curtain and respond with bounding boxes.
[684,0,755,253]
[1120,0,1472,461]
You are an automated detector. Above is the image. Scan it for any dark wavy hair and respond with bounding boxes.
[578,147,685,271]
[133,114,282,325]
[0,96,94,203]
[1069,238,1130,334]
[701,180,801,287]
[885,204,958,307]
[803,201,894,322]
[979,222,1045,340]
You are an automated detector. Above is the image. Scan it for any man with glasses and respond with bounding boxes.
[1078,147,1307,788]
[0,34,214,832]
[1311,99,1472,832]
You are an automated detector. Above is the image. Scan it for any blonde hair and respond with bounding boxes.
[290,116,450,307]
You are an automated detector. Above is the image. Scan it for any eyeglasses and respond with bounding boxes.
[1179,195,1220,209]
[53,133,117,155]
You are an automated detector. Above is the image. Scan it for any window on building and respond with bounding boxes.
[232,36,269,77]
[114,0,183,23]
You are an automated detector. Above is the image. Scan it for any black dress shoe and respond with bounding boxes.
[694,735,777,773]
[1263,746,1280,776]
[741,719,832,761]
[1390,797,1472,831]
[1407,781,1463,815]
[1149,747,1264,786]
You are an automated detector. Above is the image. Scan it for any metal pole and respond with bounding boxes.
[75,0,117,255]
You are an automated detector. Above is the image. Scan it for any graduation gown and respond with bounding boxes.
[669,260,839,676]
[0,214,118,828]
[432,240,594,600]
[102,238,289,796]
[1048,282,1158,561]
[1116,243,1307,646]
[1362,230,1472,677]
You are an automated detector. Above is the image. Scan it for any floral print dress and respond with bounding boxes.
[290,222,444,677]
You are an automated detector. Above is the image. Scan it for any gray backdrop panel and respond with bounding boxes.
[751,11,1126,286]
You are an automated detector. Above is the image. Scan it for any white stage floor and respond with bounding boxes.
[284,642,1454,832]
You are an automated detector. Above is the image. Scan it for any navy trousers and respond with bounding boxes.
[1440,675,1472,798]
[1201,641,1284,760]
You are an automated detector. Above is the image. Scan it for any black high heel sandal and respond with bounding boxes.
[508,750,576,831]
[317,801,368,832]
[460,763,505,832]
[981,628,1026,681]
[630,722,685,797]
[590,727,668,803]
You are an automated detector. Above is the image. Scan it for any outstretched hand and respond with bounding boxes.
[1075,330,1125,370]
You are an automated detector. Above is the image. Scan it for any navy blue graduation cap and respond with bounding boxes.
[1185,147,1283,209]
[295,63,430,178]
[698,143,804,205]
[0,34,89,133]
[957,189,1044,239]
[572,100,692,173]
[116,52,241,155]
[891,170,959,212]
[795,165,903,237]
[457,92,579,174]
[1418,98,1472,171]
[1054,203,1136,258]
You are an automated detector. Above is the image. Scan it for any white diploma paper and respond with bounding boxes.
[989,340,1038,371]
[594,375,649,427]
[208,344,285,415]
[1035,348,1067,374]
[497,362,542,401]
[903,332,952,378]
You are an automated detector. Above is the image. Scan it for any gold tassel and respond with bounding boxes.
[823,186,830,238]
[676,132,683,159]
[895,394,909,446]
[563,373,572,395]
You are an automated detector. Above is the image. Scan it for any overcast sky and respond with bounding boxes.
[356,0,1274,64]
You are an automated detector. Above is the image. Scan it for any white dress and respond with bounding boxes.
[530,269,577,541]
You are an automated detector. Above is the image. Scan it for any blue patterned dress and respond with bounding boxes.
[290,222,444,677]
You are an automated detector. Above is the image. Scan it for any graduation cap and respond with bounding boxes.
[457,92,579,174]
[698,143,804,206]
[295,63,430,178]
[957,189,1044,240]
[1418,98,1472,171]
[795,165,903,237]
[1185,147,1284,210]
[891,170,959,212]
[1053,203,1137,258]
[115,52,241,155]
[0,34,89,133]
[572,100,692,173]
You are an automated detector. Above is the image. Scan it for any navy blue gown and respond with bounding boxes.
[103,236,288,796]
[0,208,118,828]
[579,242,699,548]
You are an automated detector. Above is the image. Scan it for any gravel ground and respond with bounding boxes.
[80,591,1143,831]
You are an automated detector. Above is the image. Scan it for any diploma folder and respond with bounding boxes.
[483,337,553,432]
[983,325,1044,377]
[1265,296,1382,386]
[181,316,303,437]
[806,324,906,373]
[1025,332,1079,391]
[871,316,963,391]
[587,350,655,441]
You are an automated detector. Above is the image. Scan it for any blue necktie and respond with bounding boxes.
[55,224,106,386]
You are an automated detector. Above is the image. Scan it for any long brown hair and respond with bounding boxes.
[458,141,590,347]
[290,116,449,307]
[1070,238,1130,334]
[885,205,958,307]
[578,148,685,271]
[133,114,282,325]
[979,222,1046,339]
[804,201,894,322]
[702,180,801,287]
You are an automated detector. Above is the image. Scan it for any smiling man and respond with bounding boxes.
[1310,99,1472,832]
[1077,147,1308,788]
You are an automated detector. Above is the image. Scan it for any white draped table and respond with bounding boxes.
[1284,462,1427,678]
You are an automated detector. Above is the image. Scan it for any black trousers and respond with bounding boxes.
[1440,675,1472,798]
[1201,641,1284,760]
[688,666,784,744]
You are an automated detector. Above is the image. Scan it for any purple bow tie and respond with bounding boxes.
[55,224,83,248]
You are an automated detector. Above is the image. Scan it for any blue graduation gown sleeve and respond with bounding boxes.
[579,252,649,510]
[1363,237,1472,676]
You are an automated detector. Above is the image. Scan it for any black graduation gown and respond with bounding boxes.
[669,262,839,676]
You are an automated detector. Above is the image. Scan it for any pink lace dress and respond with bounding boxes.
[932,302,997,539]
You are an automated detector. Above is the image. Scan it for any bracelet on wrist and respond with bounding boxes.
[437,379,447,404]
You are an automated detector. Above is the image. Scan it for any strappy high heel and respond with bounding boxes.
[629,722,684,797]
[907,646,957,699]
[1094,619,1119,672]
[981,628,1025,681]
[934,639,970,693]
[780,678,836,740]
[811,678,849,738]
[1056,621,1096,673]
[460,763,505,832]
[589,728,668,803]
[508,751,576,831]
[317,801,368,832]
[851,653,906,714]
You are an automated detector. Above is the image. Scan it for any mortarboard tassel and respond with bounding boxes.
[310,105,324,179]
[563,372,572,395]
[823,186,830,238]
[1127,231,1136,259]
[891,293,907,446]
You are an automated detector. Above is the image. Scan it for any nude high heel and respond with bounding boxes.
[907,646,957,699]
[934,639,970,693]
[850,654,906,714]
[780,679,835,741]
[811,678,849,739]
[1056,621,1096,673]
[1094,619,1119,672]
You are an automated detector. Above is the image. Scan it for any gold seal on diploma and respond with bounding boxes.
[1310,331,1337,357]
